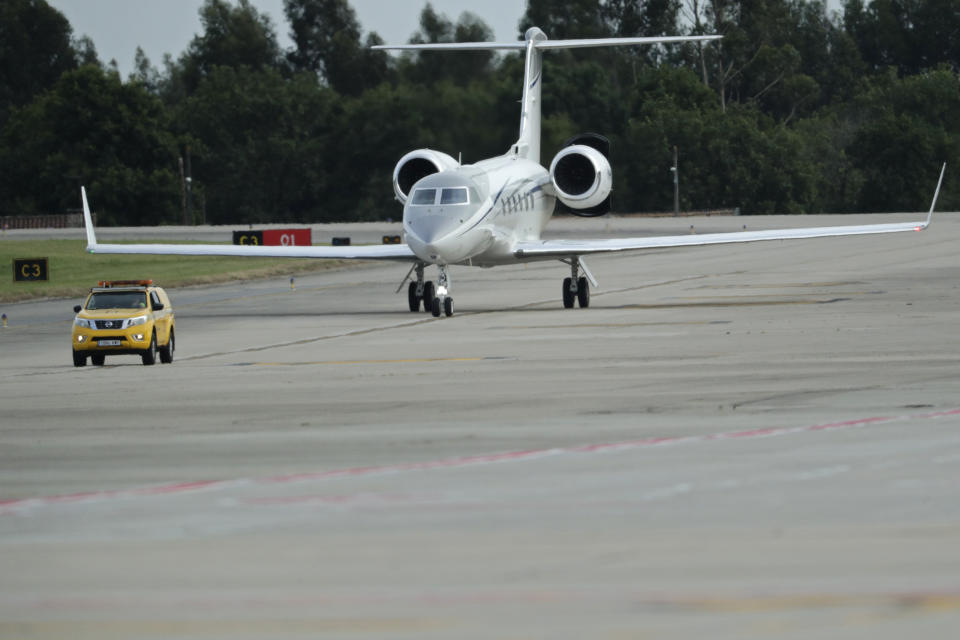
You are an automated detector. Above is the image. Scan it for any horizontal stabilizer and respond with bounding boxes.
[373,34,721,52]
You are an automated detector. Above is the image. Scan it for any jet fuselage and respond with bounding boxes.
[403,156,556,267]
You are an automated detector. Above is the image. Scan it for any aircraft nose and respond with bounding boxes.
[405,211,461,246]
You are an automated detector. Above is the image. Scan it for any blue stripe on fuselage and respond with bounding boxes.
[457,183,541,238]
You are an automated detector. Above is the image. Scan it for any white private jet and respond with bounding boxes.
[81,27,946,317]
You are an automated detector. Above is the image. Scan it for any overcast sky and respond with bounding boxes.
[48,0,529,77]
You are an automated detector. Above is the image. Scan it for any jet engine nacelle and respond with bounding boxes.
[393,149,459,203]
[549,144,612,214]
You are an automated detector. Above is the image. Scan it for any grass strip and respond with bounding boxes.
[0,239,347,303]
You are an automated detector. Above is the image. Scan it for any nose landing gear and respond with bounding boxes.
[431,266,453,317]
[400,262,453,317]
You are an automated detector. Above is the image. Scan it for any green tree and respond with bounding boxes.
[844,0,960,75]
[618,64,813,213]
[175,67,342,223]
[519,0,611,39]
[166,0,283,99]
[604,0,683,70]
[0,66,179,222]
[284,0,389,95]
[401,5,496,85]
[846,68,960,212]
[129,47,162,93]
[0,0,78,120]
[695,0,830,119]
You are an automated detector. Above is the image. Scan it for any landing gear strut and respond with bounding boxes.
[403,262,435,313]
[399,262,451,317]
[397,262,432,313]
[561,257,591,309]
[431,265,453,317]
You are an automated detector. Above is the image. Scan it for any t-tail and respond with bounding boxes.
[373,29,722,165]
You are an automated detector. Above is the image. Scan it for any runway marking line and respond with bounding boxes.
[4,588,960,614]
[244,357,497,366]
[2,407,959,514]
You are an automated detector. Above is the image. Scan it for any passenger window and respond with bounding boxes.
[440,187,468,205]
[411,189,436,205]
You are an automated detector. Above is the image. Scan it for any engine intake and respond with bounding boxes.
[393,149,458,203]
[549,142,612,216]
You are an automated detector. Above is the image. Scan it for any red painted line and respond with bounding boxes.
[133,479,230,495]
[1,408,956,514]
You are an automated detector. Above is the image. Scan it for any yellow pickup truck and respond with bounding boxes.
[71,280,175,367]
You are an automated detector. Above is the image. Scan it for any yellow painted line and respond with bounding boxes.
[668,292,869,301]
[612,298,850,310]
[249,356,492,366]
[0,617,449,637]
[679,593,960,613]
[503,321,730,329]
[693,281,864,290]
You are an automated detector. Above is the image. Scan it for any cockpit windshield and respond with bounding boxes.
[440,187,468,205]
[411,188,437,205]
[410,186,472,206]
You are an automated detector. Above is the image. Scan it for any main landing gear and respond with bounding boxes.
[561,256,591,309]
[403,262,454,317]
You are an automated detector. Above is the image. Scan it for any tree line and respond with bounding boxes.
[1,0,958,225]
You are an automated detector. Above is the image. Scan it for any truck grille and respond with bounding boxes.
[94,320,124,330]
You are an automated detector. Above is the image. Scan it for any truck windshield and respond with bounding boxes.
[86,292,148,310]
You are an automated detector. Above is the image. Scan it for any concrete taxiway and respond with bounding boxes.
[1,213,959,638]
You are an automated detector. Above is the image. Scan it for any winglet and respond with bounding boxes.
[920,163,947,230]
[81,186,97,250]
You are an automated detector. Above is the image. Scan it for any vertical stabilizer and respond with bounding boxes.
[515,28,547,163]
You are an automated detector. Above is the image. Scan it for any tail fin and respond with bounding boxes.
[81,187,97,250]
[374,29,721,166]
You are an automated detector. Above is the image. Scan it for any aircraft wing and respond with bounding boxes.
[513,218,929,259]
[80,188,418,261]
[515,164,945,260]
[84,240,418,261]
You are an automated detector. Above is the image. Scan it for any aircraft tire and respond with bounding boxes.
[431,297,442,317]
[444,297,454,317]
[577,277,590,308]
[562,277,575,308]
[407,282,420,312]
[423,281,435,313]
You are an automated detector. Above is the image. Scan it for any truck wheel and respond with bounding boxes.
[141,332,157,365]
[159,330,174,364]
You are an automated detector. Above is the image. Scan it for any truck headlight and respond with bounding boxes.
[125,315,148,328]
[74,317,93,329]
